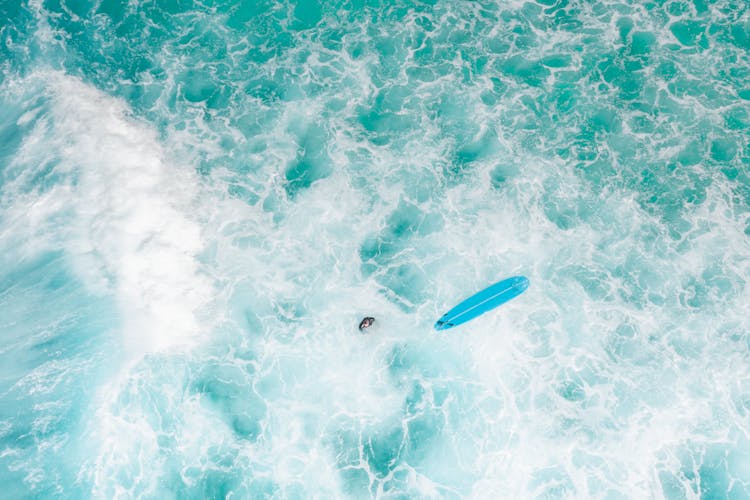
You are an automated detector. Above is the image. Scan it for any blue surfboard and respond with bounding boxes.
[434,276,529,330]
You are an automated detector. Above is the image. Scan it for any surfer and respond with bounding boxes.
[358,317,375,331]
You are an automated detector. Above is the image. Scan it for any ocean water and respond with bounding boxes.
[1,0,749,498]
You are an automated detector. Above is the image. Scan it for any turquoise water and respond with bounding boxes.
[1,0,749,497]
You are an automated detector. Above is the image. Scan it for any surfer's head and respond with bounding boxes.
[358,317,375,331]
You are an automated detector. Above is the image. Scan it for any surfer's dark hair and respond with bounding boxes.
[359,317,375,331]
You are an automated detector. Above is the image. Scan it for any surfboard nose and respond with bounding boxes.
[516,276,530,291]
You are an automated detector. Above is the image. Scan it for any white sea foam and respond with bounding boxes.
[9,72,213,356]
[2,71,217,496]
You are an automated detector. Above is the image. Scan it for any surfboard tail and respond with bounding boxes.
[434,319,455,331]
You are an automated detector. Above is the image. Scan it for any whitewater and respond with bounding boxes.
[1,0,749,498]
